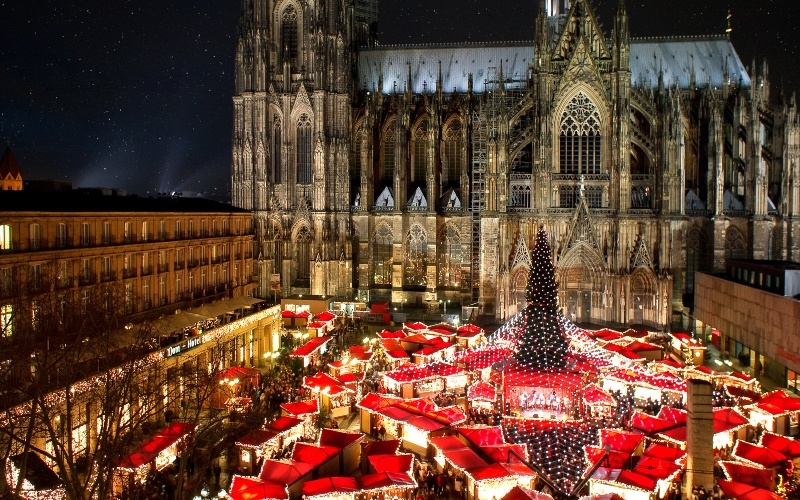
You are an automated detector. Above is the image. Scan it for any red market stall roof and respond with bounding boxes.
[758,390,800,411]
[625,341,661,352]
[593,330,624,342]
[319,429,364,449]
[302,477,359,498]
[585,446,631,469]
[358,393,401,411]
[315,311,336,322]
[599,429,644,454]
[117,422,196,470]
[302,477,360,498]
[760,432,800,458]
[458,426,506,447]
[403,322,428,332]
[469,463,536,482]
[714,408,749,430]
[416,342,453,357]
[280,399,318,417]
[583,384,616,407]
[307,321,327,329]
[259,459,315,485]
[429,435,470,452]
[229,476,288,500]
[467,382,497,402]
[653,359,684,369]
[362,439,401,457]
[291,443,340,467]
[368,453,414,474]
[303,372,350,396]
[236,429,279,449]
[267,416,305,433]
[290,336,332,358]
[358,472,416,491]
[403,333,438,345]
[457,324,484,338]
[632,455,680,480]
[717,479,782,500]
[442,448,489,470]
[642,444,685,462]
[426,362,464,377]
[428,324,457,336]
[377,329,405,339]
[603,343,644,361]
[282,310,312,319]
[657,407,688,425]
[217,366,261,383]
[483,444,529,463]
[502,486,554,500]
[720,461,774,490]
[614,470,657,491]
[622,329,650,339]
[630,412,679,435]
[732,441,789,469]
[385,364,434,382]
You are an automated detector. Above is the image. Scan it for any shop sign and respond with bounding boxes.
[165,336,204,358]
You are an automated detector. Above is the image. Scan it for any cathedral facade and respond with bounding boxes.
[231,0,800,329]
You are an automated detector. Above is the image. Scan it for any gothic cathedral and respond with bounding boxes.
[231,0,800,329]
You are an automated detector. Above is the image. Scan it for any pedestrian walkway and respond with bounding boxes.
[703,343,785,394]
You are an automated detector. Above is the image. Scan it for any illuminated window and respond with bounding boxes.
[124,221,132,242]
[56,223,67,248]
[443,121,463,187]
[29,223,40,250]
[559,92,601,174]
[372,225,393,285]
[81,222,90,246]
[297,115,312,184]
[0,225,11,251]
[438,225,462,288]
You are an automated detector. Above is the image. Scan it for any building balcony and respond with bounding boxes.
[122,268,137,279]
[158,263,169,273]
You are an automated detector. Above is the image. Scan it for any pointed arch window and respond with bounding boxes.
[294,226,311,286]
[281,5,299,70]
[273,119,282,184]
[404,225,428,287]
[412,121,429,185]
[372,225,393,286]
[297,114,312,184]
[438,225,462,288]
[443,121,462,187]
[381,123,396,188]
[559,92,601,174]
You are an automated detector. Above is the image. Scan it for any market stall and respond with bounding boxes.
[319,429,365,475]
[281,399,319,420]
[467,381,498,409]
[210,365,260,409]
[6,452,65,500]
[290,336,333,368]
[747,390,800,435]
[303,372,354,418]
[301,476,359,500]
[456,324,485,348]
[581,384,617,418]
[258,459,316,498]
[113,422,196,495]
[228,476,288,500]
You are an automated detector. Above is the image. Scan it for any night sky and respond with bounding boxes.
[0,0,797,198]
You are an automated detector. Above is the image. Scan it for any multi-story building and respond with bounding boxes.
[231,0,800,330]
[0,187,285,495]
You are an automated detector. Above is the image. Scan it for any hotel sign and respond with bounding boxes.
[165,336,204,358]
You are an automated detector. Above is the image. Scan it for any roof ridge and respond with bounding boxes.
[363,40,535,50]
[631,34,728,42]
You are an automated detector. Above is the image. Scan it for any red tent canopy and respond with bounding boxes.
[358,472,416,491]
[258,459,315,485]
[654,359,684,369]
[717,479,782,500]
[358,393,400,411]
[290,336,332,357]
[301,477,359,498]
[483,444,529,463]
[303,372,349,395]
[377,329,405,339]
[761,432,800,458]
[416,343,453,356]
[229,476,288,500]
[217,366,261,382]
[625,341,661,352]
[713,408,749,430]
[457,324,484,337]
[403,322,428,332]
[720,461,774,490]
[733,441,789,468]
[280,399,318,417]
[291,443,340,467]
[118,422,195,469]
[236,429,279,448]
[368,453,414,474]
[429,436,469,452]
[759,390,800,411]
[467,382,497,402]
[429,325,457,336]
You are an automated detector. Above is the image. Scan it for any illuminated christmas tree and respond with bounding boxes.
[516,226,568,368]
